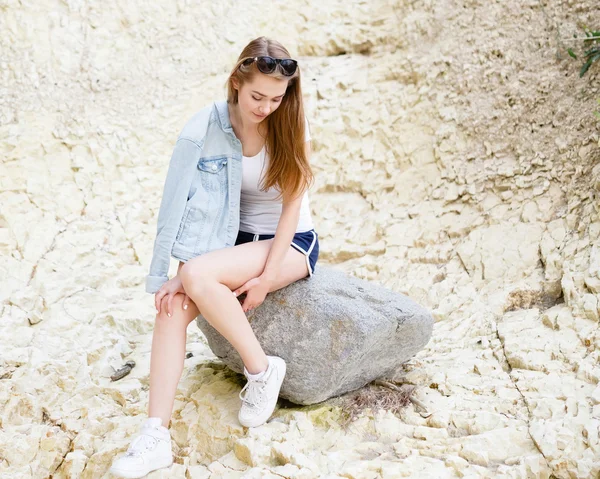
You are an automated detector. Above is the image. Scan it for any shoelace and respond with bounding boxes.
[239,373,270,409]
[125,431,158,457]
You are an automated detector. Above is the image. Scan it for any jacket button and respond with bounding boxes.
[211,164,217,171]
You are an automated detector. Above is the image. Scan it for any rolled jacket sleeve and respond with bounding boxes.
[145,138,202,294]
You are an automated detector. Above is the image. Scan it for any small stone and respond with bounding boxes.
[186,465,211,479]
[460,444,489,466]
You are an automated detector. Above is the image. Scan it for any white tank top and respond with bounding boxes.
[239,119,314,235]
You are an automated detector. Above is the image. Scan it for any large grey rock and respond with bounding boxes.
[195,266,433,405]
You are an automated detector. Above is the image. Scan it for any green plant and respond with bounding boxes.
[567,26,600,77]
[567,26,600,120]
[567,26,600,78]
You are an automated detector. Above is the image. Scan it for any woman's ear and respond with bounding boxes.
[232,78,240,90]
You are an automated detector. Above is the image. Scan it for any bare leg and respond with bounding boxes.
[183,279,268,374]
[180,239,310,375]
[148,292,199,427]
[145,239,309,426]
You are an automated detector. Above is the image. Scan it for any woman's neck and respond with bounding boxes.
[228,102,265,138]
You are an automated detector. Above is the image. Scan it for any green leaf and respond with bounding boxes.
[594,111,600,119]
[580,52,600,77]
[581,58,594,77]
[568,48,577,59]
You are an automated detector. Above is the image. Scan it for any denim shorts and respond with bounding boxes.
[235,229,320,277]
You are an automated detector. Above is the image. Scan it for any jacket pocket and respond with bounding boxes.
[197,156,228,194]
[198,156,228,173]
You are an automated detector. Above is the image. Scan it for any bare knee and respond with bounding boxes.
[154,292,196,326]
[154,313,196,330]
[180,259,217,298]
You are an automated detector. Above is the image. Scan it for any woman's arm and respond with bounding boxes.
[145,138,201,294]
[260,141,312,283]
[261,196,302,283]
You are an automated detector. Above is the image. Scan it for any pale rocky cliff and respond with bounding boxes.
[1,0,599,477]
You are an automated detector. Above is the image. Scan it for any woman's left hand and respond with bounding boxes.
[233,275,273,313]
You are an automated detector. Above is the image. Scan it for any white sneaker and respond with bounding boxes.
[238,355,287,428]
[109,417,173,478]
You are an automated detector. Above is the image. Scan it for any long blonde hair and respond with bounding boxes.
[226,37,314,202]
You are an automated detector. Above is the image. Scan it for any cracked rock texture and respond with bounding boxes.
[1,0,599,478]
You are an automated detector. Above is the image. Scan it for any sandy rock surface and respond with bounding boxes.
[1,0,599,478]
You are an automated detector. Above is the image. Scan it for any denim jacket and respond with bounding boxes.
[145,100,243,294]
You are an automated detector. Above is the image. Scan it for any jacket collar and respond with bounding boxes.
[215,100,233,132]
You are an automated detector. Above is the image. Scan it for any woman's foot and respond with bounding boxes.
[238,355,287,427]
[109,417,173,478]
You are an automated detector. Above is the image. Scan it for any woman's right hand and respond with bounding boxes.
[154,274,189,317]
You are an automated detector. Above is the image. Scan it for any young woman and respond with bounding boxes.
[110,37,319,478]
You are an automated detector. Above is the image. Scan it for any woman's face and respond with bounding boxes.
[235,74,288,123]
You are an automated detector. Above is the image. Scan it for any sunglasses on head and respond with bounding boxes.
[241,56,298,76]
